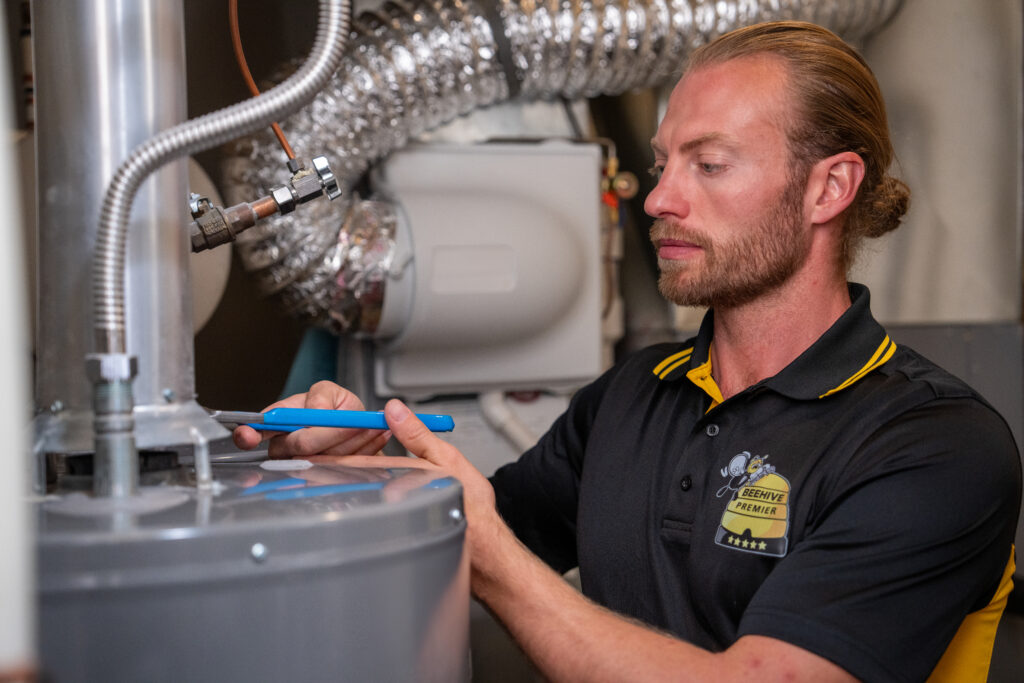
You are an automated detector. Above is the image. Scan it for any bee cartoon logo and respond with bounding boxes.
[714,451,791,557]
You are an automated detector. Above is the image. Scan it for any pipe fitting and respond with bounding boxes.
[190,202,259,251]
[313,155,341,199]
[271,185,297,214]
[85,353,139,383]
[88,354,139,498]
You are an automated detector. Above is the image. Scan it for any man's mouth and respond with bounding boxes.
[651,219,709,257]
[656,237,704,261]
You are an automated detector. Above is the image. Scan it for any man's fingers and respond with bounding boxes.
[304,380,366,411]
[231,390,322,452]
[322,430,391,456]
[232,424,264,450]
[231,382,381,456]
[265,426,380,459]
[384,399,454,466]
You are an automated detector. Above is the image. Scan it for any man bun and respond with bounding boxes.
[860,175,911,239]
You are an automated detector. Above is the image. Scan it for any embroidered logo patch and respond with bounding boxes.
[714,451,790,557]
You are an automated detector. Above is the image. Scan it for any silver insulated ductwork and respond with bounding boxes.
[225,0,904,334]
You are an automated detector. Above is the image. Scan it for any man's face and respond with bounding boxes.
[645,56,811,309]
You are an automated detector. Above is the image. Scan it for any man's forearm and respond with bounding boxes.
[471,519,856,683]
[471,520,723,682]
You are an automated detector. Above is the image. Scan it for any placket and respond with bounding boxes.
[662,400,739,525]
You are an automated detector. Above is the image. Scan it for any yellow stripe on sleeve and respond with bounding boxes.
[926,548,1015,682]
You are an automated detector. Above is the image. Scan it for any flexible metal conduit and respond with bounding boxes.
[92,0,351,354]
[228,0,903,335]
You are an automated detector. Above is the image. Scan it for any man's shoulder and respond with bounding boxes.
[883,343,987,400]
[859,343,1020,467]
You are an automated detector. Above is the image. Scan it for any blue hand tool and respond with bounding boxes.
[208,407,454,432]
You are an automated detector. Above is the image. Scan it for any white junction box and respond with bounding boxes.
[372,141,605,400]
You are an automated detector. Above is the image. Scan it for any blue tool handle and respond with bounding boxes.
[248,423,301,433]
[260,408,455,432]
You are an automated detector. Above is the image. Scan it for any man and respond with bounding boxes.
[235,22,1021,682]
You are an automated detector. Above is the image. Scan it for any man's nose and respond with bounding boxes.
[644,172,690,220]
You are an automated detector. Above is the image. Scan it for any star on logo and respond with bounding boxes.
[758,541,767,551]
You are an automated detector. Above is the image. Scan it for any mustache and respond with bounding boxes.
[650,219,711,250]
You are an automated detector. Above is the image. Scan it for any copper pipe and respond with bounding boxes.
[252,195,279,219]
[229,0,296,159]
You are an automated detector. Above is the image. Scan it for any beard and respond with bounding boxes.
[651,176,810,309]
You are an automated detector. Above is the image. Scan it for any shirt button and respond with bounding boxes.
[680,475,693,491]
[705,424,720,437]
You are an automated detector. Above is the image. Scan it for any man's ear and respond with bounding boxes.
[807,152,865,225]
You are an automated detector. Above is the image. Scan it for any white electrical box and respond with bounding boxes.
[372,141,604,399]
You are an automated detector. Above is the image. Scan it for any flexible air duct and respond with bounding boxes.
[225,0,904,335]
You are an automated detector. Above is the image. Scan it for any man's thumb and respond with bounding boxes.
[385,399,442,462]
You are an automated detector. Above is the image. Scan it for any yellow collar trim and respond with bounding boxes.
[653,345,723,409]
[654,335,895,405]
[818,336,897,399]
[653,347,693,380]
[686,356,725,410]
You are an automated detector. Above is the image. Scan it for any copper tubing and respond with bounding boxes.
[252,195,278,219]
[229,0,296,160]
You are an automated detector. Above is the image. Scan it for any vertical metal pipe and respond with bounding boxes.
[32,0,225,466]
[0,10,34,676]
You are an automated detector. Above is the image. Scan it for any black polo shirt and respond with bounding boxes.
[491,284,1021,682]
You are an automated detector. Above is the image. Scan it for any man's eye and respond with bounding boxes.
[647,165,663,180]
[699,162,724,174]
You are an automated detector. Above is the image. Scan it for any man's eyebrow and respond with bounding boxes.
[650,133,735,156]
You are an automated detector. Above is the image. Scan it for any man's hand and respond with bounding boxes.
[231,380,392,459]
[312,399,511,585]
[234,387,509,582]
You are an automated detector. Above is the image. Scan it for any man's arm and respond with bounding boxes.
[474,512,853,682]
[374,399,856,683]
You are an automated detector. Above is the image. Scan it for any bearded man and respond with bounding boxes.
[236,21,1020,682]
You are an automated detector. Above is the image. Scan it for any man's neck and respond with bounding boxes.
[709,274,851,400]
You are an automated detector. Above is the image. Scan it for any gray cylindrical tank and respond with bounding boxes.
[36,462,469,682]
